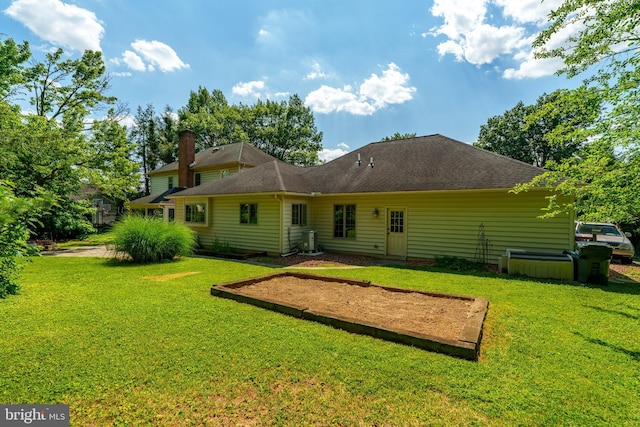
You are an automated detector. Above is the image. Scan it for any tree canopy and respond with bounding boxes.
[513,0,640,225]
[475,88,600,167]
[0,40,140,238]
[0,37,29,100]
[380,132,417,142]
[176,87,323,166]
[240,94,323,165]
[178,87,245,150]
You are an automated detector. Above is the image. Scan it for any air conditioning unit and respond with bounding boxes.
[301,230,318,252]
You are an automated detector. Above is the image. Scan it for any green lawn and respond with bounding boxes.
[1,257,639,426]
[56,231,116,248]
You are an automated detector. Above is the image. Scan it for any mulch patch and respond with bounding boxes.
[609,262,640,283]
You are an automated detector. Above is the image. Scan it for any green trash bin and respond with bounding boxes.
[577,243,612,285]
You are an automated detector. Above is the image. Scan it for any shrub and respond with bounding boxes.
[211,236,236,254]
[0,181,45,298]
[112,216,196,263]
[433,256,487,272]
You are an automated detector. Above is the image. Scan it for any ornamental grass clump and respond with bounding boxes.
[112,216,196,263]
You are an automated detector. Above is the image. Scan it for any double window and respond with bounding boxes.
[185,202,206,224]
[334,204,356,238]
[240,203,258,224]
[291,203,307,226]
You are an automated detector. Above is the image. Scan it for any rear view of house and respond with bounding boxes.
[134,130,575,264]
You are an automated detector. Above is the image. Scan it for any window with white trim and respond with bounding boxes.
[334,204,356,238]
[240,203,258,224]
[291,203,307,226]
[185,202,206,224]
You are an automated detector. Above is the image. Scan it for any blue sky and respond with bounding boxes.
[2,0,577,161]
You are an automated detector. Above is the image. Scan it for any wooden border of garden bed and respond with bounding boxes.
[211,271,488,361]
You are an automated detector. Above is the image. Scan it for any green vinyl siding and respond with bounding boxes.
[173,189,573,262]
[311,190,573,263]
[176,195,281,254]
[196,166,241,185]
[310,196,386,256]
[404,191,573,262]
[150,167,242,194]
[282,198,313,253]
[150,173,178,194]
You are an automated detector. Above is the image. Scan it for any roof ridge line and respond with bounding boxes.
[237,142,244,162]
[273,160,286,191]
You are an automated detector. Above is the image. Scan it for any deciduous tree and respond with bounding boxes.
[0,40,139,238]
[178,87,246,150]
[476,88,599,167]
[0,37,30,100]
[380,132,417,142]
[519,0,640,224]
[130,104,161,195]
[240,94,323,165]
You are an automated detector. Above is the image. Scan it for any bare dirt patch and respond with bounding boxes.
[143,272,201,281]
[236,275,472,341]
[609,262,640,283]
[212,272,488,360]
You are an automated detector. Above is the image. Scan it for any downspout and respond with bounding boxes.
[275,194,284,254]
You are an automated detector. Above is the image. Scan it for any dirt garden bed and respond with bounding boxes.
[211,272,488,360]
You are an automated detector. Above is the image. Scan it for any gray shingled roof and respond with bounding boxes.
[148,142,278,175]
[128,187,186,205]
[174,160,313,196]
[304,134,545,193]
[169,134,545,197]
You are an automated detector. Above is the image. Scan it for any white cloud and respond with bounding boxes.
[257,29,272,43]
[119,114,136,129]
[337,142,349,150]
[163,110,179,122]
[130,40,189,73]
[232,81,265,98]
[121,50,147,72]
[305,85,376,116]
[319,147,349,163]
[495,0,564,25]
[503,55,564,79]
[305,63,415,116]
[428,0,565,78]
[256,9,312,47]
[306,61,328,80]
[359,63,416,107]
[430,0,487,40]
[4,0,104,52]
[503,7,587,80]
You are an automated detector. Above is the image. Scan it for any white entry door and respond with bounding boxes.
[386,208,407,258]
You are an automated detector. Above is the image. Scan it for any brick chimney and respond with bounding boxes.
[178,129,196,188]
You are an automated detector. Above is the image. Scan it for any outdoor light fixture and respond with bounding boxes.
[372,208,379,217]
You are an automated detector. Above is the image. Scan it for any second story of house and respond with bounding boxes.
[147,132,279,195]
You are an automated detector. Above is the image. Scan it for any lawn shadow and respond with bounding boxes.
[573,331,640,361]
[380,263,640,296]
[583,304,640,321]
[101,257,191,268]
